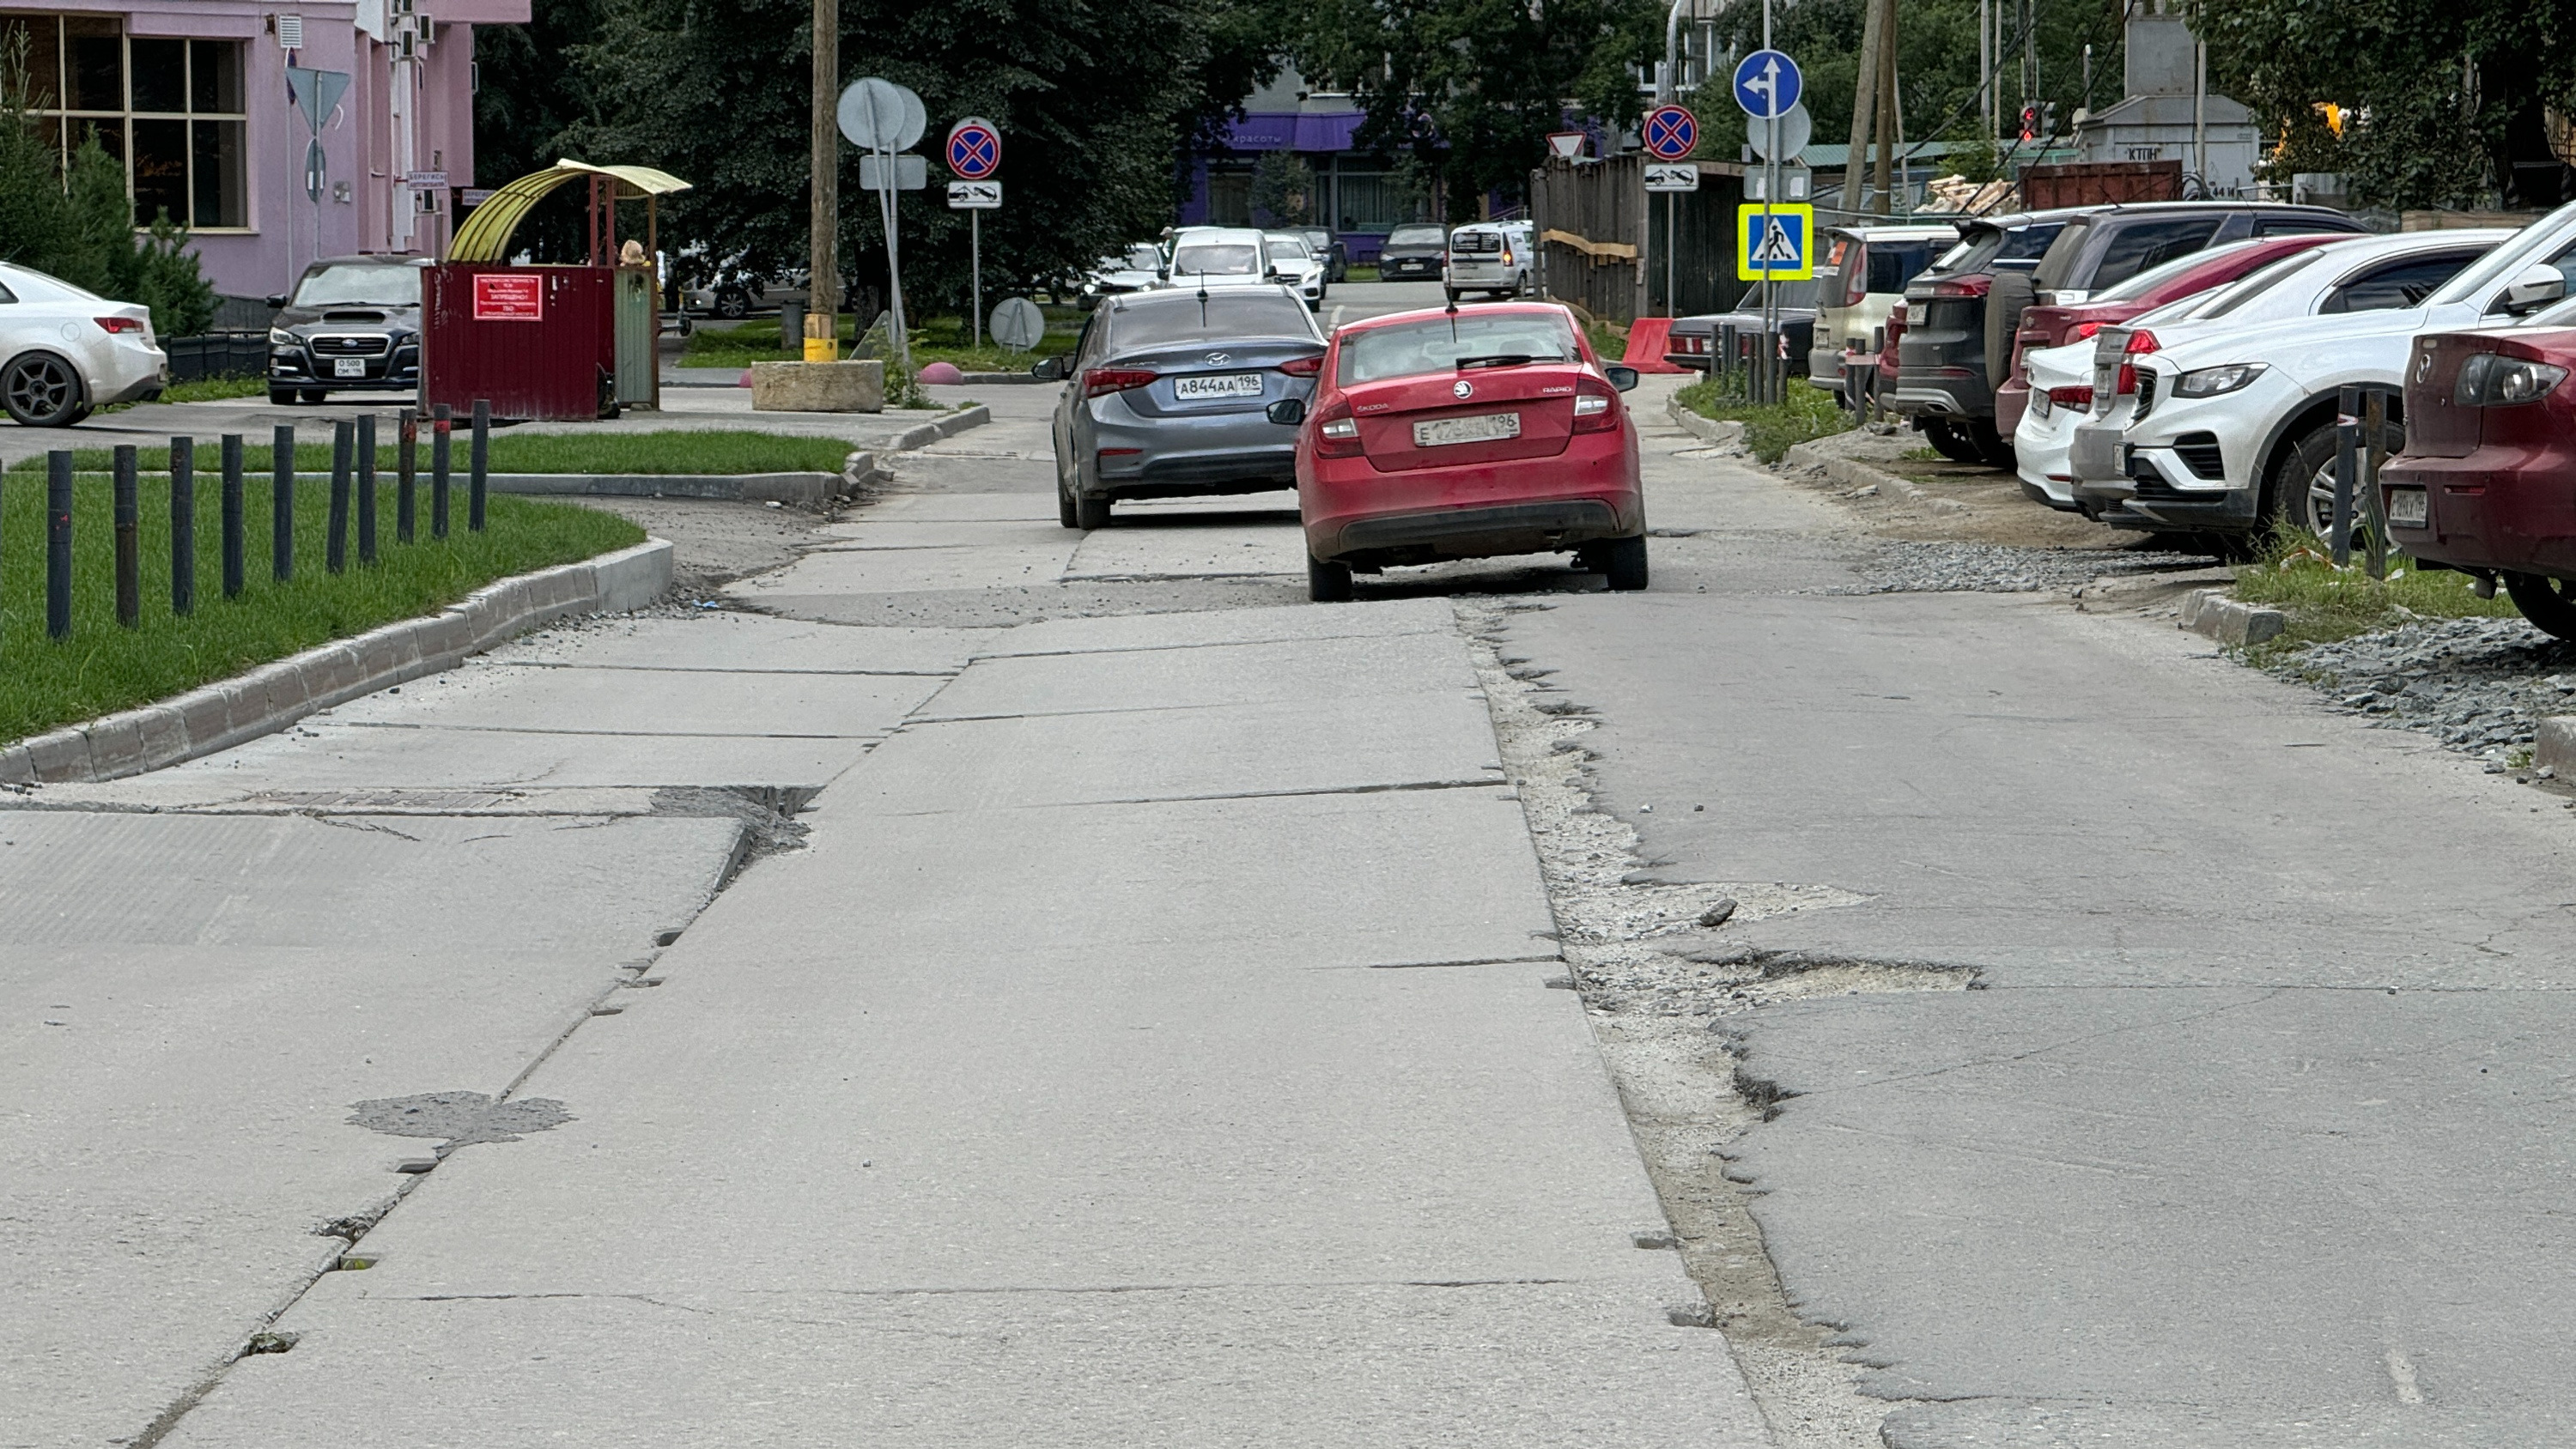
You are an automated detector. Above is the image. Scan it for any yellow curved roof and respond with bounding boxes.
[447,160,693,264]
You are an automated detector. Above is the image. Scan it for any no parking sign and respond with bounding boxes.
[945,118,1000,180]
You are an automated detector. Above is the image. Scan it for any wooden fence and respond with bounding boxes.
[1532,156,1753,322]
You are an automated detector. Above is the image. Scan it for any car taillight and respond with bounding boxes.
[1501,247,1514,264]
[2074,321,2103,341]
[1572,375,1620,433]
[1843,248,1868,307]
[1890,302,1908,326]
[2116,330,2159,396]
[94,315,143,334]
[1923,275,1995,300]
[1279,355,1323,377]
[1314,399,1364,457]
[2047,385,2094,409]
[1082,367,1157,399]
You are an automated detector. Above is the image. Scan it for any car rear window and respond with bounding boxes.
[2195,247,2340,318]
[1339,312,1580,385]
[1387,224,1447,247]
[2091,238,2265,304]
[1865,243,1936,294]
[1109,293,1316,349]
[1927,222,2062,277]
[1453,230,1503,253]
[1171,244,1261,277]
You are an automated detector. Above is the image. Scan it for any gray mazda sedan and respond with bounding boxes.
[1035,286,1327,530]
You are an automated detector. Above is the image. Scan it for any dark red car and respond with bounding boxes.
[1270,302,1646,602]
[2384,326,2576,638]
[1994,233,2354,440]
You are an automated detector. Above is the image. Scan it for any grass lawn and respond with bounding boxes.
[2233,528,2520,656]
[1,471,642,746]
[5,430,858,478]
[1346,264,1381,282]
[1674,373,1856,463]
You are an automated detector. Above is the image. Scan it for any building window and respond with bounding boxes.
[2,15,248,230]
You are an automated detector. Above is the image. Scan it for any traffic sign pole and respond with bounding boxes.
[945,119,1002,350]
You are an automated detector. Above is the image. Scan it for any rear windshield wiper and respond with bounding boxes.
[1456,354,1551,370]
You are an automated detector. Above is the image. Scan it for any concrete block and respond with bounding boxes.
[591,539,674,614]
[2536,718,2576,776]
[750,360,884,413]
[301,646,368,707]
[23,728,91,782]
[2178,588,2223,628]
[411,610,476,665]
[2211,599,2287,647]
[0,742,34,784]
[172,687,234,753]
[80,715,146,779]
[130,707,191,772]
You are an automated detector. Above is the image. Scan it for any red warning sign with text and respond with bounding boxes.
[472,272,544,321]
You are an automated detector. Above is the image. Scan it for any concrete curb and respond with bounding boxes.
[2178,587,2287,646]
[1664,394,1747,447]
[0,538,674,787]
[891,405,991,450]
[1777,437,1970,513]
[489,472,842,504]
[2537,718,2576,774]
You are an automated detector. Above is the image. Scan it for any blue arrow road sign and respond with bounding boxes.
[1732,49,1802,119]
[1641,105,1698,161]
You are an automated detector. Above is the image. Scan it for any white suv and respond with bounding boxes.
[1161,227,1291,292]
[2065,208,2576,542]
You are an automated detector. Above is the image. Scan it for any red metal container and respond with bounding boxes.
[421,263,617,421]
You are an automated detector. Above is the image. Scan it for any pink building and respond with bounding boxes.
[0,0,525,306]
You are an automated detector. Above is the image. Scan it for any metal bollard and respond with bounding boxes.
[470,399,489,531]
[781,300,804,356]
[170,436,194,616]
[2331,384,2360,567]
[46,450,70,639]
[431,404,452,539]
[2362,389,2391,580]
[221,434,244,598]
[328,419,353,573]
[398,414,418,545]
[112,445,139,629]
[1718,323,1738,393]
[356,414,378,566]
[272,425,295,582]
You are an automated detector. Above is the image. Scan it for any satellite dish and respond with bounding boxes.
[838,77,924,151]
[1750,103,1812,163]
[989,297,1045,353]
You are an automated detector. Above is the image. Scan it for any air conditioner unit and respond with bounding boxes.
[395,27,417,59]
[274,13,303,48]
[391,0,414,15]
[413,13,433,39]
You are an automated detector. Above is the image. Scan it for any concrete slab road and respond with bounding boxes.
[6,361,1771,1444]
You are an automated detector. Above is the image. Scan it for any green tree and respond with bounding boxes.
[1288,0,1664,220]
[1249,149,1315,225]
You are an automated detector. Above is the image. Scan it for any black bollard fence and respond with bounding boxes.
[356,414,378,566]
[328,420,353,573]
[46,451,70,640]
[431,403,452,539]
[398,413,418,545]
[2331,384,2360,568]
[271,424,295,582]
[469,399,489,532]
[221,434,244,599]
[112,445,139,629]
[170,436,195,616]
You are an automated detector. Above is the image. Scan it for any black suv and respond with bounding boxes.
[1376,223,1448,281]
[1894,203,2368,466]
[264,256,428,405]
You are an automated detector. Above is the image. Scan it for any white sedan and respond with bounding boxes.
[0,261,164,426]
[1262,233,1327,311]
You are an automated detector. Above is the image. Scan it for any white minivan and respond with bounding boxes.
[1443,221,1535,301]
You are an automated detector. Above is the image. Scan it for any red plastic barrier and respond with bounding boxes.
[1619,317,1692,374]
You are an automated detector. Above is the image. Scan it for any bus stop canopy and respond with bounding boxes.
[447,160,693,264]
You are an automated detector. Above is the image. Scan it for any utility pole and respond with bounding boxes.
[1871,0,1897,215]
[1844,0,1886,213]
[808,0,839,360]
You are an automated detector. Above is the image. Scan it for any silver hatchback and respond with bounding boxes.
[1036,287,1327,530]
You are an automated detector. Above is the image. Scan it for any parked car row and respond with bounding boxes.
[1081,227,1333,312]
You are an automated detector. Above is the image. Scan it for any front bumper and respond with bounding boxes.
[271,340,421,391]
[1380,256,1443,279]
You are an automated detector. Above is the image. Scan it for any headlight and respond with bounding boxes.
[2455,353,2569,406]
[269,328,297,347]
[2173,362,2267,397]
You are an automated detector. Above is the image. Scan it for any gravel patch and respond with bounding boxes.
[2274,615,2576,769]
[1847,541,2213,594]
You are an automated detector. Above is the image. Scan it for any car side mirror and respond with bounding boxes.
[1605,364,1640,392]
[1266,397,1307,426]
[1031,355,1067,382]
[2503,263,2567,315]
[264,294,288,309]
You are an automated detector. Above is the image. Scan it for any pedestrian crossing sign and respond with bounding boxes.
[1736,203,1814,280]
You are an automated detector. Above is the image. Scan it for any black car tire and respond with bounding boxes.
[1075,492,1111,531]
[1984,270,2038,392]
[1923,420,1983,464]
[1601,534,1649,591]
[2504,573,2576,640]
[2265,416,2403,538]
[3,351,87,427]
[1058,476,1080,530]
[1308,552,1354,603]
[1969,419,2016,470]
[714,288,750,319]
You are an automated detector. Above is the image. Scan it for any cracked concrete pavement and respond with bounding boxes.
[3,385,1767,1447]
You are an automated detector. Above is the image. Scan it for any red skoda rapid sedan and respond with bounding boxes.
[1267,302,1647,602]
[2385,326,2576,638]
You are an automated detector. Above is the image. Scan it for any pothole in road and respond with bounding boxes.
[1459,597,1968,1449]
[347,1090,575,1146]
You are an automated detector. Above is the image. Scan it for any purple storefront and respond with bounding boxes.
[1177,74,1437,264]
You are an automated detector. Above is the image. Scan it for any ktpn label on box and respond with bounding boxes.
[473,273,544,322]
